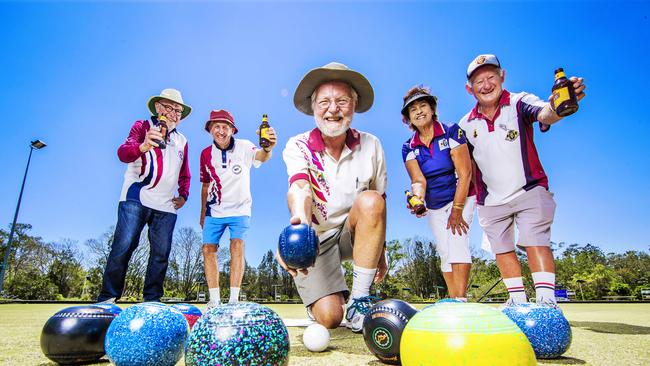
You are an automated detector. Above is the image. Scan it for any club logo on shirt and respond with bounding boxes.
[438,138,449,150]
[473,129,478,138]
[232,164,242,175]
[457,128,465,140]
[178,150,184,160]
[505,130,519,142]
[414,149,420,157]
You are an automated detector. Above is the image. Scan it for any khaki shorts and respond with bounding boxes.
[477,186,556,254]
[293,220,353,307]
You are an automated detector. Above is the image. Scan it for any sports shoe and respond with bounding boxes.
[96,297,116,305]
[499,297,527,310]
[206,299,221,310]
[345,295,379,333]
[536,295,560,309]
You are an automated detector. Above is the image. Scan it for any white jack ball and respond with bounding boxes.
[302,323,330,352]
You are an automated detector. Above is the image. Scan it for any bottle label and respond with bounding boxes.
[553,87,570,109]
[260,127,270,140]
[408,196,423,207]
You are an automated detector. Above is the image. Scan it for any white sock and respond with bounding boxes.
[503,277,528,303]
[532,272,555,301]
[209,288,221,304]
[454,297,468,302]
[349,265,376,302]
[229,287,240,304]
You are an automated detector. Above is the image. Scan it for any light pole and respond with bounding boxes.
[0,140,47,294]
[272,284,282,302]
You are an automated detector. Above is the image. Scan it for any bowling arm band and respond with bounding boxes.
[288,182,312,224]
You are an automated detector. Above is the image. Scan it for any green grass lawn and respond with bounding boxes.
[1,303,649,365]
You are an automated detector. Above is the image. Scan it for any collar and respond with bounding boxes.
[468,89,511,121]
[151,115,177,134]
[307,128,361,152]
[409,120,445,148]
[213,136,235,151]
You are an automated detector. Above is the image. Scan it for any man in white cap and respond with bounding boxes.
[459,54,586,307]
[278,62,388,332]
[97,88,192,303]
[199,109,277,308]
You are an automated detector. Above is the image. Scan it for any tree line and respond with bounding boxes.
[1,224,649,302]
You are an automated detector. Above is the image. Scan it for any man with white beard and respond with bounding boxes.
[278,62,388,332]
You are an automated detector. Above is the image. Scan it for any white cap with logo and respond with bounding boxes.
[466,54,501,79]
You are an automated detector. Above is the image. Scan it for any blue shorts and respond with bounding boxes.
[202,216,250,245]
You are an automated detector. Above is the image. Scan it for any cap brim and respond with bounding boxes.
[205,119,238,134]
[401,94,437,117]
[148,97,192,120]
[293,68,374,116]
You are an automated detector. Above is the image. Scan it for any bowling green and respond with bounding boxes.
[0,303,648,365]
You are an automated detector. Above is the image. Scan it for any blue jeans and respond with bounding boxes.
[97,200,177,302]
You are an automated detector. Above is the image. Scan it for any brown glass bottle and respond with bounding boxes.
[155,115,168,149]
[259,114,271,149]
[405,190,427,215]
[552,68,579,117]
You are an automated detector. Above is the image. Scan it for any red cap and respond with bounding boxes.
[205,109,237,134]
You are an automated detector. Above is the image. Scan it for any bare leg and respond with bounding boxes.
[202,245,219,289]
[525,246,555,273]
[348,191,386,267]
[310,293,345,329]
[451,263,471,297]
[229,239,245,288]
[496,251,522,278]
[442,272,455,297]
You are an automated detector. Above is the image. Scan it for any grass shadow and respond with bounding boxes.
[38,359,110,366]
[538,356,587,365]
[570,321,650,335]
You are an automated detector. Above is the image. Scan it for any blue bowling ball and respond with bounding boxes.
[41,305,116,364]
[186,302,290,366]
[105,302,189,366]
[278,224,319,269]
[502,303,572,359]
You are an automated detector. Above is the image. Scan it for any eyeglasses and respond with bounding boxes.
[157,102,184,115]
[315,97,353,111]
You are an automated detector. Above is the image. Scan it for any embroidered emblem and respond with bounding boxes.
[232,164,242,175]
[505,130,519,142]
[473,129,478,138]
[178,150,184,160]
[438,138,449,150]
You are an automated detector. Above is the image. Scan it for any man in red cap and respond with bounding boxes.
[199,109,277,308]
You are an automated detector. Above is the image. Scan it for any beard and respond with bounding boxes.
[315,116,352,137]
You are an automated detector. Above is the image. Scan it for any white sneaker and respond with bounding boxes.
[345,296,378,333]
[536,296,560,309]
[499,297,527,310]
[206,299,221,310]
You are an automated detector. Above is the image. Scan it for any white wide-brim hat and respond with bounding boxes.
[147,88,192,120]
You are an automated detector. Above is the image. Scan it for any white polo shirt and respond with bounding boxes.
[458,90,548,206]
[283,128,387,241]
[199,138,261,218]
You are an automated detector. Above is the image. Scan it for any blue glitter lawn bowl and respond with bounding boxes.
[185,302,290,366]
[105,302,189,366]
[502,303,572,359]
[278,224,319,269]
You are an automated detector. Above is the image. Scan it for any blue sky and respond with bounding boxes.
[2,1,649,266]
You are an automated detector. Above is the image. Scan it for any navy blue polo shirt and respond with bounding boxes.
[402,121,471,209]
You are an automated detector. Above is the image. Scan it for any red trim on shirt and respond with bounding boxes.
[468,90,511,132]
[307,128,361,152]
[289,173,309,186]
[409,121,445,149]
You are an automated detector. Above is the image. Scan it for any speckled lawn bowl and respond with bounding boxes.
[401,303,536,366]
[185,302,290,366]
[502,303,572,359]
[105,302,189,366]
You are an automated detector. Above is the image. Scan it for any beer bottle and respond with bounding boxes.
[405,190,427,215]
[552,68,579,117]
[259,114,271,149]
[155,115,168,149]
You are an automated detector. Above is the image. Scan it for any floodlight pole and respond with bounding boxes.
[0,140,46,294]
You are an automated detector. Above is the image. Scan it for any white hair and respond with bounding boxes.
[467,67,504,87]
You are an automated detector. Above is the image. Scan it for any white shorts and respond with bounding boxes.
[427,196,476,272]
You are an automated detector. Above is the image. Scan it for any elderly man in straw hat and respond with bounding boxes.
[278,62,388,332]
[97,88,192,304]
